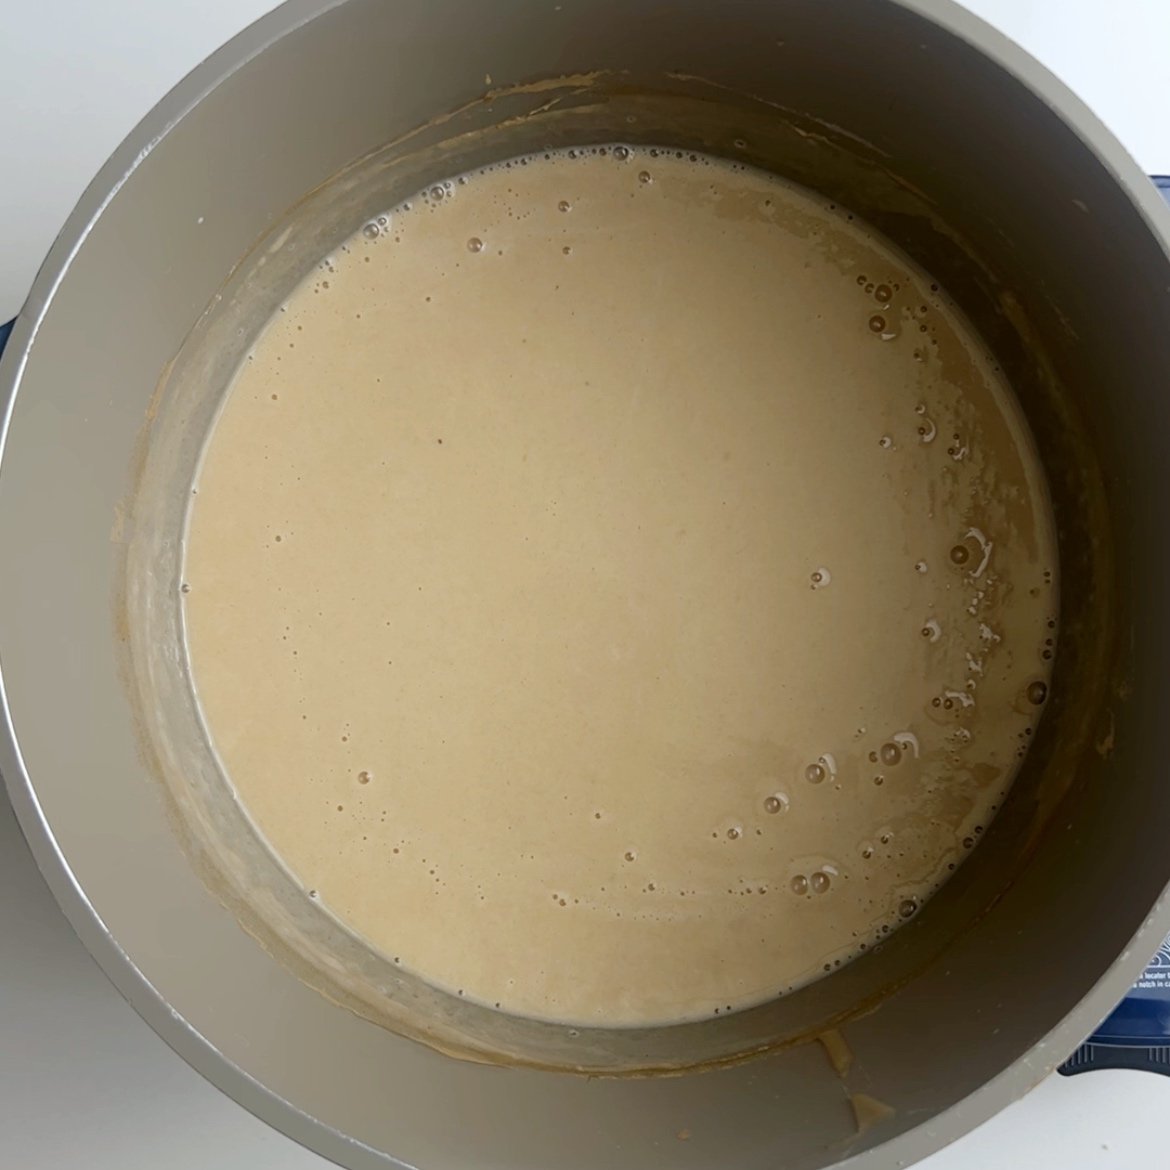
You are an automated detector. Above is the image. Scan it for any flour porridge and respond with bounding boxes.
[182,147,1057,1027]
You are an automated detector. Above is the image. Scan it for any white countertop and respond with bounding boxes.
[2,3,1169,1167]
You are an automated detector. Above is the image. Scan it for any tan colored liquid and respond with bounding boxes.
[184,147,1057,1027]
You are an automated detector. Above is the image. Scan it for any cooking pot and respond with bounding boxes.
[3,0,1170,1167]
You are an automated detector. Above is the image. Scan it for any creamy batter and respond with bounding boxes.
[183,147,1057,1027]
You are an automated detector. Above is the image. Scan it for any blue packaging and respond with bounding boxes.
[1061,934,1170,1077]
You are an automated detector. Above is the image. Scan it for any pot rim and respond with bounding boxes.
[2,1,1170,1168]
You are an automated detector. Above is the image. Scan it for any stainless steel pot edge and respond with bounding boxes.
[0,2,1168,1168]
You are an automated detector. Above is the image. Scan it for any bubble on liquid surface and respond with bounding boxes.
[921,618,941,642]
[804,762,826,785]
[791,874,810,896]
[868,314,886,334]
[613,145,631,161]
[898,898,919,918]
[943,689,975,711]
[357,770,371,785]
[467,237,484,253]
[879,435,894,450]
[810,566,832,590]
[811,871,831,894]
[949,544,970,566]
[362,222,380,240]
[558,200,571,212]
[874,284,893,304]
[964,527,994,578]
[764,793,789,815]
[891,731,921,759]
[1026,680,1048,705]
[879,742,902,766]
[915,560,929,574]
[638,170,652,185]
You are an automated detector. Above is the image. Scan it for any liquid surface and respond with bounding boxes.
[184,147,1057,1027]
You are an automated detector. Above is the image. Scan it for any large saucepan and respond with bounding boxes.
[3,1,1170,1167]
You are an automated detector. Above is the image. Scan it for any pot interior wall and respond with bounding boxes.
[4,1,1170,1168]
